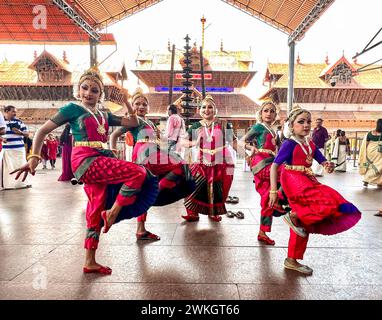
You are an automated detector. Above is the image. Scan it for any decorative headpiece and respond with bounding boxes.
[286,105,311,137]
[280,105,308,139]
[202,94,216,106]
[131,87,149,104]
[79,66,104,92]
[255,98,279,123]
[287,104,308,124]
[201,94,218,115]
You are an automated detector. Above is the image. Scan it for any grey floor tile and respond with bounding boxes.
[1,161,380,299]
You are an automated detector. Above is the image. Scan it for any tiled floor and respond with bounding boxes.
[0,159,381,300]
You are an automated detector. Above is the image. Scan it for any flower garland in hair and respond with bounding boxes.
[131,87,149,105]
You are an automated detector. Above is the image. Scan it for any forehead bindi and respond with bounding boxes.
[296,113,311,122]
[81,80,100,90]
[135,98,147,105]
[263,106,275,112]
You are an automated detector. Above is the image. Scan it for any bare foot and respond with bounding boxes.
[84,262,104,270]
[258,231,275,245]
[83,262,112,275]
[101,210,118,233]
[258,230,267,237]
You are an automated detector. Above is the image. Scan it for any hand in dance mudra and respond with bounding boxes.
[10,158,39,182]
[323,161,335,173]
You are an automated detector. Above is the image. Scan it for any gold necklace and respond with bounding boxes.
[291,135,313,164]
[202,120,215,143]
[80,103,106,135]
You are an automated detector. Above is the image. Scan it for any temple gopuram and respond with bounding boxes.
[0,50,127,131]
[125,43,260,131]
[260,54,382,132]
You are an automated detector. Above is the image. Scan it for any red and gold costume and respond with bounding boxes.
[51,102,159,250]
[246,123,286,232]
[116,117,194,212]
[274,138,361,259]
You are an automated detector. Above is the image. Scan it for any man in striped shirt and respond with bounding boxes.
[0,111,6,190]
[0,111,5,147]
[1,105,31,189]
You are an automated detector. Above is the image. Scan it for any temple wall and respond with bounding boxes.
[278,103,382,112]
[0,100,72,109]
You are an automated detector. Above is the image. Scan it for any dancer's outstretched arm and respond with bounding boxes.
[11,120,59,180]
[120,88,138,128]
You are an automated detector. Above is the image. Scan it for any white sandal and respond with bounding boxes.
[284,259,313,275]
[283,213,307,238]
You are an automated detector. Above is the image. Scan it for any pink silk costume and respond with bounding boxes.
[58,135,74,181]
[184,121,235,216]
[274,138,361,259]
[50,103,159,249]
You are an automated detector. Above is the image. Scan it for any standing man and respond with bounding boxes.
[0,110,6,190]
[2,105,31,189]
[312,118,329,176]
[166,104,185,154]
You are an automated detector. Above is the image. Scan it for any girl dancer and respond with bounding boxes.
[110,89,194,239]
[12,68,159,275]
[269,107,361,275]
[182,95,236,222]
[239,100,286,245]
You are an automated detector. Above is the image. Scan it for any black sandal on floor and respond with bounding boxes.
[234,211,244,219]
[230,196,239,204]
[226,210,235,218]
[374,211,382,217]
[226,196,239,204]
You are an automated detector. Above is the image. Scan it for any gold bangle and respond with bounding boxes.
[27,154,42,161]
[128,112,137,116]
[269,190,278,194]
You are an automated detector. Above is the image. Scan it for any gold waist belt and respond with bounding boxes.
[136,139,159,144]
[257,148,275,156]
[74,141,108,149]
[285,164,314,176]
[200,147,224,155]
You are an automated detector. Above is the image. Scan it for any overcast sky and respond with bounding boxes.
[0,0,381,102]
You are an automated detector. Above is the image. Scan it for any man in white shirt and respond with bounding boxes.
[2,105,31,189]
